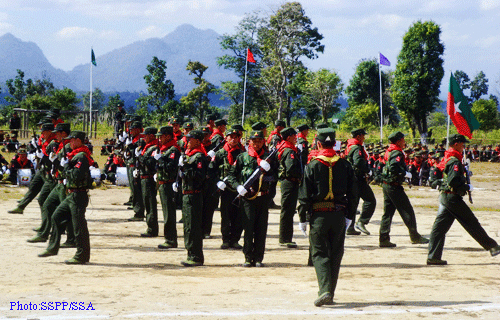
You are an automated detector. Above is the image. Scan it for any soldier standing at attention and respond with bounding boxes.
[266,120,285,209]
[175,130,208,267]
[9,111,21,136]
[277,127,302,248]
[379,131,429,248]
[227,131,274,267]
[136,127,159,237]
[427,134,500,265]
[345,128,376,236]
[155,126,181,249]
[297,128,357,307]
[125,121,145,221]
[38,131,94,264]
[114,103,126,138]
[296,124,310,168]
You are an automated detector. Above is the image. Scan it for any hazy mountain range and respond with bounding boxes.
[0,24,237,95]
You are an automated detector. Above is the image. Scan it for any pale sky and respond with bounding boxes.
[0,0,499,97]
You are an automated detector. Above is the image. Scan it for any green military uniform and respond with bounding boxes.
[296,124,310,168]
[156,126,181,249]
[345,129,376,235]
[137,127,159,237]
[380,132,428,247]
[277,127,302,247]
[39,131,93,264]
[179,130,208,266]
[227,131,274,266]
[210,128,244,248]
[297,128,357,306]
[427,135,500,264]
[125,122,145,220]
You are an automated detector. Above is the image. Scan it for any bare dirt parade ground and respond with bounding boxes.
[1,160,499,320]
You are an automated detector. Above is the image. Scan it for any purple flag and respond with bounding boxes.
[379,53,390,66]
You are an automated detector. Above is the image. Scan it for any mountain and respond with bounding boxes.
[67,24,237,93]
[0,24,237,95]
[0,33,75,89]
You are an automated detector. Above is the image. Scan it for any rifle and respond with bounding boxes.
[232,146,278,205]
[463,155,473,204]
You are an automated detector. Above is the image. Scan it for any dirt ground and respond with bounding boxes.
[1,162,499,320]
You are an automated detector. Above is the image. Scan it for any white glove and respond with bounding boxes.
[153,173,157,182]
[122,131,128,139]
[133,169,138,178]
[237,185,248,196]
[36,150,44,159]
[31,138,37,147]
[345,218,352,230]
[405,171,412,179]
[1,165,6,172]
[297,143,303,152]
[125,138,131,146]
[172,182,178,192]
[4,169,10,175]
[259,159,271,172]
[298,221,308,236]
[48,152,57,162]
[135,146,141,157]
[368,170,373,177]
[89,166,95,171]
[217,181,226,191]
[118,135,125,143]
[60,158,68,167]
[178,155,185,167]
[63,179,67,185]
[153,152,161,160]
[468,184,474,192]
[207,150,216,158]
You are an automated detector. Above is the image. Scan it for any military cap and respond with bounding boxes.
[53,123,71,134]
[129,121,143,129]
[17,148,27,155]
[275,120,286,127]
[388,131,405,143]
[280,127,297,140]
[226,128,240,136]
[251,122,267,130]
[125,114,134,121]
[231,124,245,132]
[129,115,142,123]
[170,117,182,125]
[351,128,367,137]
[185,129,203,141]
[157,126,174,136]
[316,123,328,129]
[183,122,194,129]
[214,119,227,126]
[143,127,158,135]
[316,128,336,143]
[206,114,217,122]
[297,124,310,132]
[201,127,211,135]
[46,112,58,119]
[448,134,469,145]
[67,130,86,142]
[41,123,54,132]
[249,130,265,139]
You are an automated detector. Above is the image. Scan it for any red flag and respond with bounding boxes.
[447,74,480,139]
[247,48,256,63]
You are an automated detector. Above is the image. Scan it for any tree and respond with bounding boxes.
[258,2,324,124]
[427,111,447,127]
[345,58,398,126]
[82,87,105,112]
[391,20,445,139]
[340,103,380,131]
[103,94,125,125]
[471,98,498,131]
[454,70,470,91]
[470,71,489,102]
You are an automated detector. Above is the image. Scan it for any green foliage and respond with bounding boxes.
[427,111,447,127]
[392,20,444,138]
[102,94,125,125]
[82,87,105,112]
[340,103,379,131]
[180,61,215,125]
[470,71,489,102]
[454,70,470,91]
[472,98,498,131]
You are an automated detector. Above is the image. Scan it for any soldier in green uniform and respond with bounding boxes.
[211,128,244,249]
[345,128,377,235]
[136,127,159,237]
[208,119,227,151]
[297,128,357,307]
[175,130,208,267]
[276,127,302,248]
[125,121,145,221]
[379,131,429,247]
[296,124,310,168]
[267,120,284,210]
[38,131,94,264]
[227,130,274,267]
[27,123,74,245]
[427,134,500,265]
[155,126,181,249]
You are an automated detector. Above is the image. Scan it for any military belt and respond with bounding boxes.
[183,190,201,194]
[67,188,87,193]
[383,181,401,186]
[140,175,154,179]
[158,179,175,185]
[312,202,345,212]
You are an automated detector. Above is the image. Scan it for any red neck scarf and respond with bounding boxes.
[132,134,142,144]
[345,138,368,160]
[311,148,338,166]
[307,149,319,163]
[186,146,207,157]
[277,140,298,160]
[437,148,463,171]
[41,136,56,156]
[113,157,125,166]
[67,145,94,166]
[267,130,282,145]
[248,145,265,165]
[209,128,224,141]
[141,139,158,156]
[297,132,308,141]
[384,144,404,162]
[56,139,70,155]
[223,142,242,165]
[19,158,29,168]
[160,139,181,152]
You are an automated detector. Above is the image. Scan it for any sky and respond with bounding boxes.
[0,0,499,98]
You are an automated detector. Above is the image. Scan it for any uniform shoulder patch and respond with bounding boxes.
[169,153,175,159]
[75,161,82,168]
[454,164,459,172]
[197,162,202,169]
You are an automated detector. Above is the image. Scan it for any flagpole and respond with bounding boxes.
[241,49,249,126]
[90,47,93,139]
[446,71,451,149]
[379,53,383,144]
